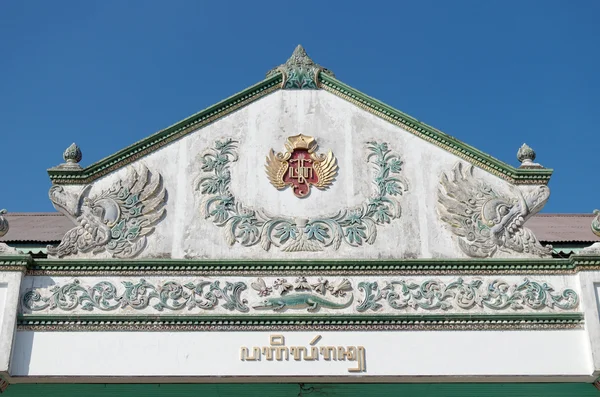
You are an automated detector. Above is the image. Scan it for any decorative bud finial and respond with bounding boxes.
[517,143,543,169]
[63,142,82,163]
[59,143,83,169]
[266,45,334,90]
[0,209,8,238]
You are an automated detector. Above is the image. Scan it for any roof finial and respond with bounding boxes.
[58,143,83,169]
[266,45,334,90]
[517,143,543,169]
[0,209,8,238]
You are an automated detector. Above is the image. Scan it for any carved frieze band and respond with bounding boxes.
[47,165,167,259]
[21,275,579,316]
[197,139,407,251]
[438,162,552,258]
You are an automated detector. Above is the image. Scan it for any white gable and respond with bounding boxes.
[47,89,551,260]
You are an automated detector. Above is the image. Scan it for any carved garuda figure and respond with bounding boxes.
[438,162,552,258]
[47,165,166,258]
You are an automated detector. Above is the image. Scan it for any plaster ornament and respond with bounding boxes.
[517,143,543,169]
[198,139,407,251]
[437,162,552,258]
[356,278,578,312]
[580,243,600,255]
[0,209,8,238]
[22,277,578,314]
[265,134,338,198]
[266,44,334,89]
[54,142,83,170]
[580,210,600,254]
[0,209,19,254]
[63,142,82,164]
[23,279,248,313]
[47,165,166,258]
[592,209,600,237]
[252,293,354,312]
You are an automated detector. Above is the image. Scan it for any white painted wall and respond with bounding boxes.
[53,90,549,261]
[578,271,600,377]
[10,330,594,380]
[0,272,23,374]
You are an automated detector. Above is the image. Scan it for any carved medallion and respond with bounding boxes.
[265,134,337,198]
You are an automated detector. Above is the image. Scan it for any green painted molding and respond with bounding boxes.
[47,57,553,186]
[0,255,32,272]
[17,312,583,332]
[318,73,553,185]
[47,75,283,184]
[10,254,600,275]
[21,257,584,275]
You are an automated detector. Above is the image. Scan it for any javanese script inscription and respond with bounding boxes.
[240,334,366,373]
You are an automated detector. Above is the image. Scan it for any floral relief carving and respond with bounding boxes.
[356,278,578,312]
[23,279,249,313]
[197,139,407,252]
[22,277,578,315]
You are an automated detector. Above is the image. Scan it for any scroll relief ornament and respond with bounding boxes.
[197,139,407,252]
[47,165,166,259]
[356,278,578,312]
[437,162,552,258]
[22,277,578,314]
[266,134,337,198]
[23,279,248,313]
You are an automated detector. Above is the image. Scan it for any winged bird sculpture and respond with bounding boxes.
[47,165,166,258]
[437,162,552,258]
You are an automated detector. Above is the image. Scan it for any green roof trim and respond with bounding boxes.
[0,255,595,275]
[318,73,553,185]
[47,51,552,186]
[47,75,282,184]
[17,313,583,332]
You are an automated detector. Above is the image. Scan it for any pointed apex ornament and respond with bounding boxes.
[517,143,543,169]
[266,45,334,90]
[57,143,83,169]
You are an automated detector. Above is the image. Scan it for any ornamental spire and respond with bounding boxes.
[517,143,543,169]
[54,142,83,170]
[266,45,334,89]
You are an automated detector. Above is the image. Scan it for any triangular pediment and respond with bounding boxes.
[45,46,554,261]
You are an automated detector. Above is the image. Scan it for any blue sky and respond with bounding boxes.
[0,1,598,213]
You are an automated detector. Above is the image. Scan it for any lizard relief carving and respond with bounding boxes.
[437,162,552,258]
[47,165,166,259]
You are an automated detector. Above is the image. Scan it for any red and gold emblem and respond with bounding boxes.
[265,134,338,198]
